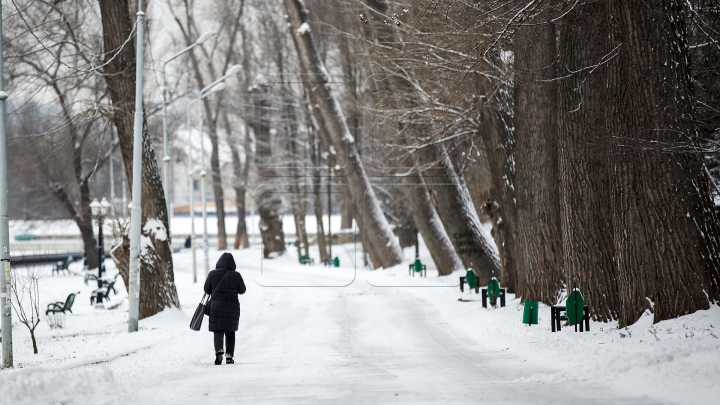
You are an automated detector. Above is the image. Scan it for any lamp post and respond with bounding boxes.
[0,0,13,369]
[90,198,111,306]
[161,31,216,232]
[128,0,146,333]
[186,81,228,282]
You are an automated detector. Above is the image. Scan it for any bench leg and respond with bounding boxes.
[500,289,506,308]
[556,309,562,332]
[459,277,465,293]
[551,308,556,332]
[585,306,590,332]
[482,289,487,308]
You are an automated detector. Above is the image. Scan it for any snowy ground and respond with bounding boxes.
[0,241,718,405]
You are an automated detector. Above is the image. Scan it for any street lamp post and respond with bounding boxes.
[161,31,216,232]
[186,81,229,282]
[0,0,14,369]
[90,198,111,306]
[128,0,146,333]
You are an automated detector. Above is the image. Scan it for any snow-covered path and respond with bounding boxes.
[4,245,716,404]
[110,250,652,405]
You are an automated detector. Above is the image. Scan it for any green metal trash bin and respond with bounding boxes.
[523,300,539,325]
[333,257,340,267]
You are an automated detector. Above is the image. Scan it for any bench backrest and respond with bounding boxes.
[65,293,77,310]
[566,289,585,324]
[466,269,479,288]
[487,278,500,300]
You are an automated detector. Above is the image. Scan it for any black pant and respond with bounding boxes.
[214,331,235,356]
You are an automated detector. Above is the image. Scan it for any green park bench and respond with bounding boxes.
[482,277,506,308]
[299,255,315,265]
[408,258,427,277]
[45,292,79,315]
[459,269,480,293]
[87,273,120,305]
[551,288,590,332]
[52,255,74,276]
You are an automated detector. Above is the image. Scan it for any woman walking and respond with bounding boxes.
[203,252,246,365]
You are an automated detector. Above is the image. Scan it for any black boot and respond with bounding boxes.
[225,354,234,364]
[215,351,224,365]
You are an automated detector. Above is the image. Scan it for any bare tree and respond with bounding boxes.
[284,0,403,269]
[11,263,44,354]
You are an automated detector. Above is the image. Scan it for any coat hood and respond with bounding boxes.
[215,252,236,271]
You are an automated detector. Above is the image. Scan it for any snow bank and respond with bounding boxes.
[0,366,125,405]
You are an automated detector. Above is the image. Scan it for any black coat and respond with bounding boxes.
[203,253,246,332]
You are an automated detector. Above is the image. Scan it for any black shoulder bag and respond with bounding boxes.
[189,271,231,331]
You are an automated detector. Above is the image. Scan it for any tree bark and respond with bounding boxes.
[606,0,720,325]
[402,171,465,276]
[251,86,285,257]
[98,0,179,317]
[420,145,500,282]
[284,0,403,269]
[557,3,619,322]
[513,17,564,305]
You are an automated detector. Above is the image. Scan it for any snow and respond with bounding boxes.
[0,241,717,404]
[296,22,310,35]
[143,219,167,242]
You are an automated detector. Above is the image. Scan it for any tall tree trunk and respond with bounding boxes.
[402,171,465,276]
[311,131,329,262]
[209,134,228,250]
[98,0,179,317]
[178,2,246,252]
[477,71,518,293]
[225,114,250,249]
[339,35,357,231]
[513,17,564,305]
[285,0,402,269]
[251,86,285,257]
[557,3,619,322]
[420,145,500,282]
[284,97,310,260]
[606,0,720,325]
